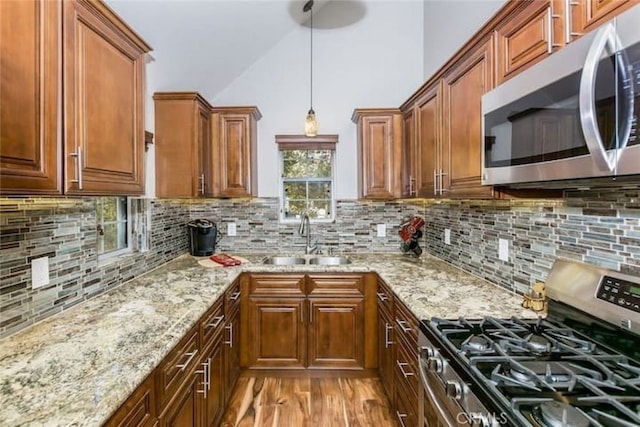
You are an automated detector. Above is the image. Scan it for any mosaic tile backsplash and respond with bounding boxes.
[1,189,639,337]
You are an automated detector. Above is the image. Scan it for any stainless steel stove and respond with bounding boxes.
[419,259,640,427]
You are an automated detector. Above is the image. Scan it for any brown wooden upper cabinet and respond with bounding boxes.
[352,108,403,199]
[441,38,495,198]
[495,0,635,84]
[211,106,262,198]
[1,0,150,196]
[154,92,213,198]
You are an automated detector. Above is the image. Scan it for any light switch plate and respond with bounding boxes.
[499,238,509,261]
[444,229,451,245]
[227,223,236,237]
[377,224,386,237]
[31,256,50,289]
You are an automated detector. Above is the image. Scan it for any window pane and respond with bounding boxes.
[101,223,118,253]
[309,200,331,219]
[117,220,128,249]
[101,198,117,222]
[282,150,332,178]
[284,182,307,200]
[308,181,330,199]
[284,201,307,219]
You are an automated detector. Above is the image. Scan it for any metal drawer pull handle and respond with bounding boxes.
[229,291,241,301]
[225,323,233,347]
[396,411,407,427]
[384,323,394,348]
[396,319,412,333]
[199,174,205,195]
[376,292,388,302]
[207,315,224,329]
[70,147,83,190]
[196,358,210,398]
[396,360,414,377]
[176,350,198,370]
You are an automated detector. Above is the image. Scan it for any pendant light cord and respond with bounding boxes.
[309,6,313,112]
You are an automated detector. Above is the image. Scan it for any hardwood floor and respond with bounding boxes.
[220,377,398,426]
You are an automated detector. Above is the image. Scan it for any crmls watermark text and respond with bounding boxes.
[456,412,510,425]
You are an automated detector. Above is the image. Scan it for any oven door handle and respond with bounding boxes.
[419,359,459,426]
[579,22,634,173]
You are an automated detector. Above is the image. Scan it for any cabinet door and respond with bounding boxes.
[416,84,440,198]
[200,339,225,427]
[377,307,395,403]
[401,108,417,198]
[0,0,61,194]
[105,374,156,427]
[223,310,241,401]
[198,106,213,197]
[63,0,148,195]
[247,297,306,369]
[356,112,402,199]
[158,373,200,427]
[571,0,632,38]
[442,40,494,198]
[211,111,254,197]
[307,297,364,369]
[495,0,562,84]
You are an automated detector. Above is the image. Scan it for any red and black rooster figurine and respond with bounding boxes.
[398,215,425,256]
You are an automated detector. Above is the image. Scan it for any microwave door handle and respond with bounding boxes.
[579,23,633,172]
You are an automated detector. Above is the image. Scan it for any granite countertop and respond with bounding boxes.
[0,252,538,426]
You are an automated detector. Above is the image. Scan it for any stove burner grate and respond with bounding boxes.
[536,401,591,427]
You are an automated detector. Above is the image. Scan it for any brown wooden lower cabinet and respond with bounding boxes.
[158,371,200,427]
[247,297,307,369]
[107,273,425,427]
[104,374,156,427]
[241,273,374,372]
[308,297,364,369]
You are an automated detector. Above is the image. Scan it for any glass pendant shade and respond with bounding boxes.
[305,109,318,137]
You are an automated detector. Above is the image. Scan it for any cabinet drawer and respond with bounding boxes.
[225,279,241,315]
[395,337,419,400]
[394,369,419,427]
[394,299,418,349]
[307,274,363,296]
[248,274,306,296]
[155,326,200,410]
[376,278,394,315]
[106,373,156,427]
[200,296,225,350]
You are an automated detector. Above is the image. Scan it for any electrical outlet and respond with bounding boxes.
[31,256,50,289]
[227,222,236,237]
[444,228,451,245]
[499,238,509,261]
[377,224,386,237]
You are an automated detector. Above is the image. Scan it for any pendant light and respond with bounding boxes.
[304,0,318,137]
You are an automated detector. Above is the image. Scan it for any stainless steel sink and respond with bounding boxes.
[262,256,307,265]
[307,256,352,265]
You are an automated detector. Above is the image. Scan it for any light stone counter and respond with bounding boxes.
[0,252,539,426]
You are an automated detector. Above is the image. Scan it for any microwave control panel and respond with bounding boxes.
[597,275,640,313]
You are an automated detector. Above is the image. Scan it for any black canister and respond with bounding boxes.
[187,219,221,256]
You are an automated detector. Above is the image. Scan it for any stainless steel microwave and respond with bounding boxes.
[482,5,640,187]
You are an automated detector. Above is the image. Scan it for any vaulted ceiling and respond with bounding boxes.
[106,0,338,100]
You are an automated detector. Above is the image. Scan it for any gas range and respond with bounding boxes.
[419,259,640,427]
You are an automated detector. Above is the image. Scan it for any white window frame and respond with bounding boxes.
[276,134,339,224]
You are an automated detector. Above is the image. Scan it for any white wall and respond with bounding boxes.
[213,1,424,199]
[422,0,506,79]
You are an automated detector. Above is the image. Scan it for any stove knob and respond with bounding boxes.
[445,380,462,400]
[420,346,435,358]
[468,412,491,427]
[426,356,443,373]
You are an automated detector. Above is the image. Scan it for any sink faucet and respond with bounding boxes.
[298,212,317,254]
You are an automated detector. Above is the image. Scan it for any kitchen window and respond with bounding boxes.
[276,135,338,223]
[96,197,130,258]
